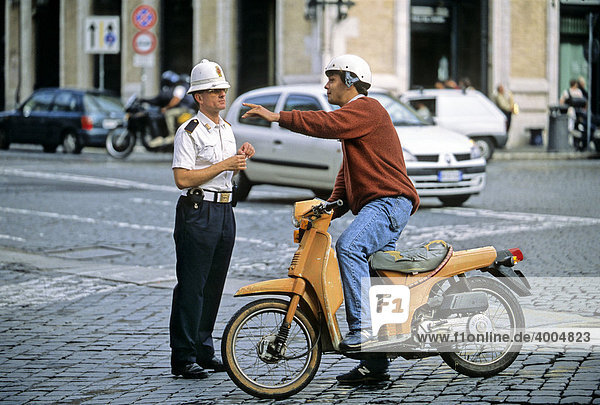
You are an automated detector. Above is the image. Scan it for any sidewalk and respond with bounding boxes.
[1,247,600,404]
[493,145,598,161]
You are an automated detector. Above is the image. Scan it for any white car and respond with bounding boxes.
[400,89,507,159]
[226,85,486,206]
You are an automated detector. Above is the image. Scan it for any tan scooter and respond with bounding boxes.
[222,199,530,399]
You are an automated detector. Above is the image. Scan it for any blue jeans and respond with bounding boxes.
[336,196,412,332]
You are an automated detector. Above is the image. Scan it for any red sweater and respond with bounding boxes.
[279,96,419,216]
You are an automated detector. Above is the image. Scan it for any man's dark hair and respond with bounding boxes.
[326,71,369,96]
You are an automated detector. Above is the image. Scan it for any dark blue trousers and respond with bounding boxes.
[169,195,235,367]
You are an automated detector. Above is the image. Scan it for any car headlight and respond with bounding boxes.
[470,141,482,159]
[402,148,417,162]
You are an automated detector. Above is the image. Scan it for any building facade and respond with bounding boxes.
[3,0,599,148]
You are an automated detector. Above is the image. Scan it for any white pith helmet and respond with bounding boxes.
[325,54,372,89]
[187,59,231,94]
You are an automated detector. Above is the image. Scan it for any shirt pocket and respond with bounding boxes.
[223,138,238,159]
[197,139,218,163]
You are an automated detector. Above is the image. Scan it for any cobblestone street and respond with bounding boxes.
[1,149,599,403]
[0,252,599,404]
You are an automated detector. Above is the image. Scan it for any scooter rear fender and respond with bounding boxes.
[234,278,321,320]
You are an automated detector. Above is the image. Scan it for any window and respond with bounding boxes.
[439,95,491,117]
[238,94,280,127]
[406,98,437,118]
[52,92,78,112]
[22,91,55,115]
[283,94,322,112]
[370,93,426,126]
[84,94,123,114]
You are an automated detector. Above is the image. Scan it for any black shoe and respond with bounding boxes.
[171,363,209,379]
[336,364,390,385]
[339,330,374,351]
[197,356,226,372]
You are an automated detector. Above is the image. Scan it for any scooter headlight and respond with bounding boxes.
[292,206,300,228]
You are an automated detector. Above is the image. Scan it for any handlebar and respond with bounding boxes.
[311,199,343,215]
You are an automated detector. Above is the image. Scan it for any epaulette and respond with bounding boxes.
[184,119,199,133]
[224,119,231,126]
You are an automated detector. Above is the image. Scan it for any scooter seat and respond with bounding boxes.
[369,240,451,274]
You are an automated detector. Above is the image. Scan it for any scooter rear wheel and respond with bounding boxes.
[440,276,525,377]
[222,298,321,400]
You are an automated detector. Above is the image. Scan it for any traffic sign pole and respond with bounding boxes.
[131,5,158,98]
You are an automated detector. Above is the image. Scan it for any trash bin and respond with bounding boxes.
[547,105,570,152]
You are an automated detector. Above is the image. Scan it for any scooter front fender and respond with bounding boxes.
[234,278,321,320]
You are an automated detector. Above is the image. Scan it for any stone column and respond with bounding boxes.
[60,0,93,89]
[19,0,34,102]
[395,0,410,94]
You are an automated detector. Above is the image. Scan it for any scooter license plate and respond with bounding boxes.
[438,170,462,182]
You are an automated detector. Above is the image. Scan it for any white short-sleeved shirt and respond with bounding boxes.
[172,111,238,194]
[173,85,186,100]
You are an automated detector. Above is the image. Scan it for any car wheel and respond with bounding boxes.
[43,144,58,153]
[62,131,83,154]
[234,172,253,202]
[473,137,494,160]
[0,129,9,150]
[438,194,470,206]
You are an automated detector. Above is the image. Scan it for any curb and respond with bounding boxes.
[494,149,598,161]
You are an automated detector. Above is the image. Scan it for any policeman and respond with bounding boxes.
[169,59,255,379]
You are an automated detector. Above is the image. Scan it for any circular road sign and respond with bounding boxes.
[132,31,157,55]
[132,5,157,30]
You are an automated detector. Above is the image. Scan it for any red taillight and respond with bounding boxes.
[509,248,524,263]
[81,116,93,131]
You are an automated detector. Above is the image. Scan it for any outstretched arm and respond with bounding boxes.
[241,103,280,122]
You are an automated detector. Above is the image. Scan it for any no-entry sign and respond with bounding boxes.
[132,31,157,55]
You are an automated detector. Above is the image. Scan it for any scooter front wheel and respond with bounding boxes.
[222,298,321,400]
[106,128,136,159]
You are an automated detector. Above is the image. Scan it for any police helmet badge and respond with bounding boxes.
[216,66,223,77]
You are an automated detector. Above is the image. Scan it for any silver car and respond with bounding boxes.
[226,84,486,206]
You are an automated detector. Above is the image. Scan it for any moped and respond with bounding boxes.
[222,199,530,399]
[105,94,193,159]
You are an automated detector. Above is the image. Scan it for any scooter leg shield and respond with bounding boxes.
[234,278,320,321]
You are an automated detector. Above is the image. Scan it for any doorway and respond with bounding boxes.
[33,0,60,89]
[237,0,276,94]
[410,0,488,93]
[161,0,193,77]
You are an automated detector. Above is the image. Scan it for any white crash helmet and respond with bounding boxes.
[325,54,372,89]
[187,59,231,94]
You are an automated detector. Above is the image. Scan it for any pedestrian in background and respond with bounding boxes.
[169,59,255,379]
[559,79,585,107]
[242,54,420,385]
[493,84,516,132]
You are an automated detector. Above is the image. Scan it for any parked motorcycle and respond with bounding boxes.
[566,98,600,152]
[105,94,193,159]
[222,199,530,399]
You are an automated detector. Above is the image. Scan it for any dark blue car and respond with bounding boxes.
[0,88,124,154]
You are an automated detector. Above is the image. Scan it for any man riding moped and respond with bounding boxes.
[242,54,420,384]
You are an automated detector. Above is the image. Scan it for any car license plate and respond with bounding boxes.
[103,119,120,129]
[438,170,462,182]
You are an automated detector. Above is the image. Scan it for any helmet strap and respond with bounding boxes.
[344,71,360,88]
